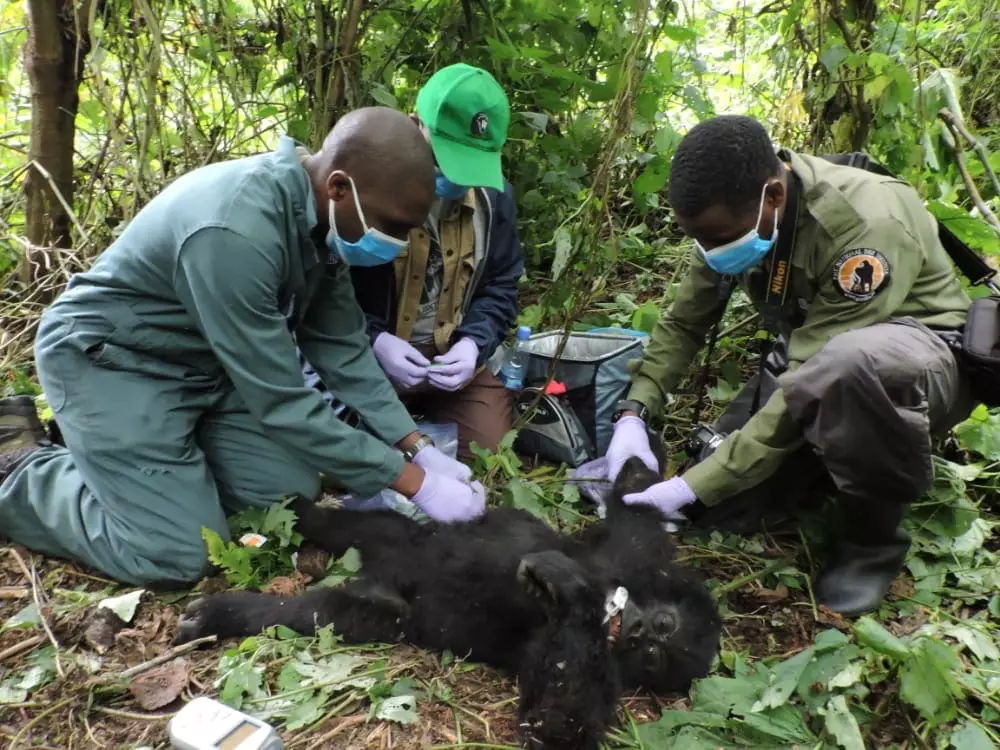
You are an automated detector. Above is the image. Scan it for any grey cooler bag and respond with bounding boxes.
[512,330,647,467]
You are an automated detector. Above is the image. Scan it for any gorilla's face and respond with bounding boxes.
[612,578,721,694]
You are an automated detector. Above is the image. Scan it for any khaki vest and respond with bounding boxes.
[392,190,478,352]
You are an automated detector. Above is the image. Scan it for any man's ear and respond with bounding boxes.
[326,170,351,202]
[764,175,785,211]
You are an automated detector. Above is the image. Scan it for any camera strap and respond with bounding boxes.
[749,167,801,415]
[690,166,801,428]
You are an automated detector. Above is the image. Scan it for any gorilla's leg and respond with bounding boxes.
[174,579,409,645]
[515,551,619,750]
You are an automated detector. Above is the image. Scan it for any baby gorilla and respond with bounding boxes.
[175,457,721,749]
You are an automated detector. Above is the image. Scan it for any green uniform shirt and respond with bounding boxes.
[628,150,971,506]
[50,136,417,497]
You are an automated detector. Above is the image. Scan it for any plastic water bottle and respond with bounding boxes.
[500,325,531,391]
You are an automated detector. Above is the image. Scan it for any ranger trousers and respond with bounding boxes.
[687,317,977,533]
[0,314,322,585]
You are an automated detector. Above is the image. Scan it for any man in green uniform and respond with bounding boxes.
[606,115,977,616]
[0,106,487,586]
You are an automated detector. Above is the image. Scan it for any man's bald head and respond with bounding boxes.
[307,106,436,245]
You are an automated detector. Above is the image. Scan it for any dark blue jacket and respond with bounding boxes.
[350,181,525,368]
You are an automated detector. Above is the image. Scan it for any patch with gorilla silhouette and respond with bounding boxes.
[833,248,890,301]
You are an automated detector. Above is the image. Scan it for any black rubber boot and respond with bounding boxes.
[814,494,910,617]
[0,395,50,484]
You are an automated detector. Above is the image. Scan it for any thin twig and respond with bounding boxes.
[113,635,218,681]
[713,557,792,596]
[0,586,30,599]
[7,696,76,748]
[938,107,1000,198]
[937,108,1000,235]
[7,548,65,678]
[26,160,92,247]
[0,634,46,663]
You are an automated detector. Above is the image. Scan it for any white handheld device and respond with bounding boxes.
[167,696,284,750]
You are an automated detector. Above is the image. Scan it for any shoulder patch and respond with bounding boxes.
[832,249,890,302]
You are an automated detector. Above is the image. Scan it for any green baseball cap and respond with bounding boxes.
[416,63,510,191]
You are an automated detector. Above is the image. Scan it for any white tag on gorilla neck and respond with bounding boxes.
[603,586,629,624]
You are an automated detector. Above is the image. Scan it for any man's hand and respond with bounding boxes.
[412,443,472,482]
[373,332,431,388]
[427,338,479,392]
[605,415,659,481]
[622,476,696,517]
[410,471,487,522]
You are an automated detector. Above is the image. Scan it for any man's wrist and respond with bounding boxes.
[613,399,649,424]
[391,462,425,497]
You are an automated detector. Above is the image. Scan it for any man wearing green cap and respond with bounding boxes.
[302,63,525,460]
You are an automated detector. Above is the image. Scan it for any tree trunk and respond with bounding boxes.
[21,0,92,287]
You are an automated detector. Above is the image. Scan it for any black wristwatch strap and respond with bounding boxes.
[613,399,649,424]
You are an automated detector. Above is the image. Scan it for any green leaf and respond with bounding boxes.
[928,201,1000,255]
[633,155,669,195]
[630,300,660,333]
[337,547,362,574]
[821,694,865,750]
[520,111,549,133]
[2,603,41,632]
[853,616,911,661]
[294,652,370,688]
[373,694,419,724]
[752,646,815,711]
[690,673,766,716]
[941,623,1000,662]
[635,710,728,743]
[551,227,573,280]
[741,704,817,743]
[661,24,697,43]
[219,661,265,710]
[950,721,995,750]
[369,84,398,108]
[899,639,964,725]
[864,75,892,102]
[954,406,1000,460]
[285,695,325,730]
[504,478,548,520]
[819,42,849,72]
[653,124,680,155]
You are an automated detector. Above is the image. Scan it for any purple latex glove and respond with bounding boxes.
[412,443,472,483]
[373,332,430,388]
[411,471,487,522]
[622,476,697,516]
[605,416,659,482]
[428,338,479,392]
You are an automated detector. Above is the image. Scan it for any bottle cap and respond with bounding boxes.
[516,325,531,340]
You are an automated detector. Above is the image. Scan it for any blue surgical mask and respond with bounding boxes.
[326,172,408,267]
[435,170,469,200]
[696,183,779,276]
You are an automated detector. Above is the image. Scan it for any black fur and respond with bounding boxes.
[175,458,722,749]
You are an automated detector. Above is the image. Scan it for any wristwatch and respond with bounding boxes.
[612,399,649,424]
[402,434,435,461]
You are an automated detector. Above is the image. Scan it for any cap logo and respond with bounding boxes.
[471,112,489,137]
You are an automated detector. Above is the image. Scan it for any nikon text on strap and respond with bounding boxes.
[691,165,802,426]
[749,165,801,415]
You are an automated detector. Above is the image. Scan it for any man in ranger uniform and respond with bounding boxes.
[605,114,978,616]
[0,107,487,587]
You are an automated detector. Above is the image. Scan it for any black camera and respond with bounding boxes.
[685,424,727,462]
